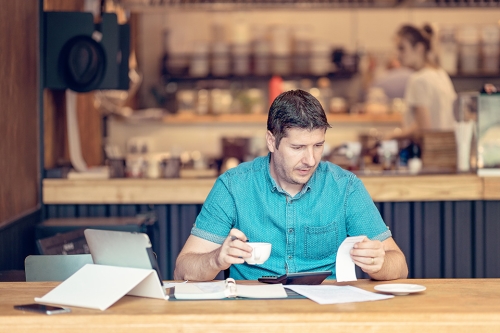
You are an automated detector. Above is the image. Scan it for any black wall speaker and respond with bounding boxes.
[44,12,130,92]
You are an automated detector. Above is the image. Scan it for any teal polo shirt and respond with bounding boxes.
[191,154,391,280]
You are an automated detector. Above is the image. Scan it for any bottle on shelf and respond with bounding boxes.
[268,75,283,106]
[160,29,170,84]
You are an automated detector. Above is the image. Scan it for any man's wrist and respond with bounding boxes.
[211,248,224,272]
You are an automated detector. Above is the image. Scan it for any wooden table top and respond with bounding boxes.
[2,279,500,332]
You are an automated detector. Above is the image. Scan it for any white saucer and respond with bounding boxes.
[374,284,426,296]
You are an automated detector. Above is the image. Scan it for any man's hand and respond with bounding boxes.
[350,237,385,275]
[174,229,254,281]
[213,228,253,271]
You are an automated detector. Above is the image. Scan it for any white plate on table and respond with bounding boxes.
[374,284,426,296]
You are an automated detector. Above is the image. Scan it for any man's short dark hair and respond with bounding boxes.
[267,89,331,148]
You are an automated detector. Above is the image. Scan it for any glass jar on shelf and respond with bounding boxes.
[292,25,312,75]
[310,40,331,76]
[253,38,270,76]
[481,25,499,74]
[190,41,210,77]
[270,25,291,76]
[232,43,250,76]
[212,42,230,77]
[458,25,479,75]
[439,26,458,76]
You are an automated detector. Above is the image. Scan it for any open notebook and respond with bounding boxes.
[173,278,287,300]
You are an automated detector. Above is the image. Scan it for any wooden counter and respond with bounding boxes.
[42,174,497,204]
[2,279,500,332]
[483,176,500,200]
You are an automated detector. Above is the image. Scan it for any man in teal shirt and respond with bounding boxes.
[175,90,408,281]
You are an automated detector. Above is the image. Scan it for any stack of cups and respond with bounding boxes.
[454,121,474,172]
[439,26,458,75]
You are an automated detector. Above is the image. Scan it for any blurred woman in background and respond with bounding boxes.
[393,24,457,141]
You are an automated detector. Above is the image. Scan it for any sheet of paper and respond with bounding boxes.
[174,282,227,299]
[193,281,227,293]
[236,284,287,299]
[335,236,365,282]
[284,285,393,305]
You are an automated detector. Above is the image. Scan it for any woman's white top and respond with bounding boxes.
[404,67,457,130]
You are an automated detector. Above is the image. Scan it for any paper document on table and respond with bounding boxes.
[335,236,365,282]
[284,285,393,305]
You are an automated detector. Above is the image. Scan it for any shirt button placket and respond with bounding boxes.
[285,196,295,272]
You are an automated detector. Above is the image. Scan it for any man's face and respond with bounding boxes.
[266,127,325,195]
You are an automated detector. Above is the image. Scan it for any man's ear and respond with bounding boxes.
[266,131,276,153]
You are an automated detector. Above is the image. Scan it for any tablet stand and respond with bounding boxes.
[35,264,167,311]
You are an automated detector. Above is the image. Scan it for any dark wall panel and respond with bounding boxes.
[454,202,473,278]
[474,201,485,278]
[443,201,454,278]
[423,202,442,278]
[392,202,412,276]
[0,210,40,270]
[485,202,500,278]
[45,201,500,280]
[412,202,424,278]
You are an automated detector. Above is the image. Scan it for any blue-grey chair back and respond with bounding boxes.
[25,254,93,282]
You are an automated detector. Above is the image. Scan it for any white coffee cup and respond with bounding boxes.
[244,242,272,265]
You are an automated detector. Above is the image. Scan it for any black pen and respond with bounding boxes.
[230,235,249,242]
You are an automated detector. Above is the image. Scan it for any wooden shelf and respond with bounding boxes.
[484,176,500,200]
[161,112,403,125]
